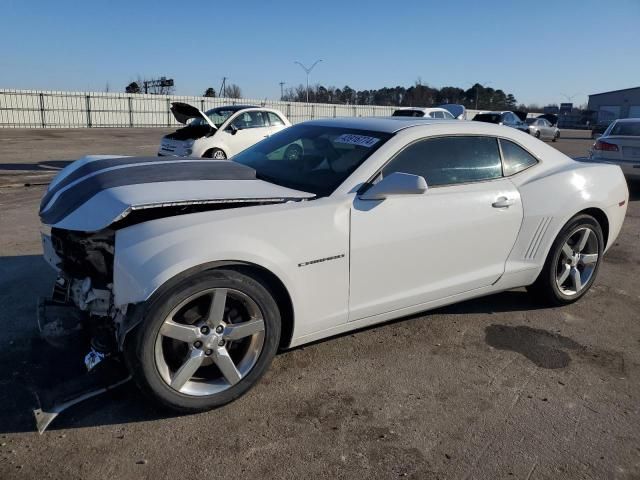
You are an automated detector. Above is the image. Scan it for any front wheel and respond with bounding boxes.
[527,214,603,306]
[535,130,541,139]
[124,269,281,412]
[204,148,227,160]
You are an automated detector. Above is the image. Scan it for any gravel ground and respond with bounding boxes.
[0,128,639,480]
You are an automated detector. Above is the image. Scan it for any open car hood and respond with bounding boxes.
[513,111,528,122]
[39,156,314,232]
[170,102,217,130]
[439,104,466,119]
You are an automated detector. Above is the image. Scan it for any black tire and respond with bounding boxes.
[527,214,604,306]
[283,143,303,162]
[124,269,281,413]
[535,130,541,139]
[203,148,227,160]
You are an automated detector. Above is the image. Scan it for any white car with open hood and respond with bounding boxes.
[158,103,290,159]
[37,117,628,424]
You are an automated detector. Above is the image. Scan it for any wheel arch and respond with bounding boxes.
[577,207,609,249]
[119,260,295,351]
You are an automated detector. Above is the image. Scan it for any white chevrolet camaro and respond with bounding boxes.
[39,117,628,415]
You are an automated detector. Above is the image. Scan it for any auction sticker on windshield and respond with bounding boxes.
[334,134,380,148]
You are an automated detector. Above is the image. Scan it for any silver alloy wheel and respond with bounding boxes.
[212,150,226,160]
[555,227,599,296]
[154,288,265,396]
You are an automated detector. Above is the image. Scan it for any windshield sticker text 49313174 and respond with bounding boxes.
[334,134,380,148]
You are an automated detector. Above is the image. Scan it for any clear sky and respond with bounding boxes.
[1,0,639,106]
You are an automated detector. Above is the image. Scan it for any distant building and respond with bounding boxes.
[587,86,640,123]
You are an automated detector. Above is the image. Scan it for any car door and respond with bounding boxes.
[221,111,271,157]
[348,135,523,321]
[266,111,288,136]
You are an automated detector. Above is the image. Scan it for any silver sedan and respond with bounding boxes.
[526,117,560,141]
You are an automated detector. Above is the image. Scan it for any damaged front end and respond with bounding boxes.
[35,227,131,433]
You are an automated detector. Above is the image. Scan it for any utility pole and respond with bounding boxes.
[279,81,285,100]
[294,60,323,103]
[219,77,227,98]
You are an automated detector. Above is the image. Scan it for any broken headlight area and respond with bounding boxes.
[50,228,115,286]
[36,229,131,433]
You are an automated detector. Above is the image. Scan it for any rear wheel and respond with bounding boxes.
[124,269,281,412]
[527,214,603,306]
[204,148,227,160]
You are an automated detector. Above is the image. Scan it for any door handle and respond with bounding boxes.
[492,196,515,208]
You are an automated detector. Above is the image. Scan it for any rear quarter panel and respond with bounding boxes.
[502,159,628,287]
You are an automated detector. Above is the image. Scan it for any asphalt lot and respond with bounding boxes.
[1,127,639,479]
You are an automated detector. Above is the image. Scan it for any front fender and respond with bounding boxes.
[113,198,351,341]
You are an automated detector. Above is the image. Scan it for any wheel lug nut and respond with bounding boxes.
[200,326,210,334]
[215,325,224,334]
[193,341,203,349]
[218,339,225,347]
[205,349,213,356]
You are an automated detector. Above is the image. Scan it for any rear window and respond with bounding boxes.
[473,113,501,124]
[392,110,425,117]
[610,121,640,136]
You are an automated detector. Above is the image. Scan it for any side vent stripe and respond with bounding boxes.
[525,217,552,260]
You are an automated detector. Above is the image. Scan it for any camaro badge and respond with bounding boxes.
[298,254,345,268]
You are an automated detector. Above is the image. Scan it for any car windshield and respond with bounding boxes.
[232,124,393,196]
[609,121,640,136]
[473,113,501,123]
[525,118,536,125]
[392,110,425,117]
[190,108,238,128]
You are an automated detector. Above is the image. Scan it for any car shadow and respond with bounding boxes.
[628,180,640,202]
[0,255,559,434]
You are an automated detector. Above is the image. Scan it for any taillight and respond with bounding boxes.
[594,140,619,151]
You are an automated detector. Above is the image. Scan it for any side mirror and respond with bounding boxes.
[359,172,428,201]
[227,124,239,135]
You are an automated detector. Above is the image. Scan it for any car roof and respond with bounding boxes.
[207,105,260,112]
[393,107,447,112]
[612,118,640,123]
[303,116,510,134]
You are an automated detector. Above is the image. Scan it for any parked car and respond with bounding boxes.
[392,107,456,119]
[158,103,290,159]
[591,121,612,139]
[38,117,628,424]
[537,113,558,127]
[472,111,529,133]
[589,118,640,181]
[526,117,560,141]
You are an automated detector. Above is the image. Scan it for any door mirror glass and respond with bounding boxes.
[359,172,427,201]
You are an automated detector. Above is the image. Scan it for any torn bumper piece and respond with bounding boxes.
[34,296,130,433]
[33,358,130,434]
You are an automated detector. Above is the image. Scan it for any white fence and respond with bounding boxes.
[0,89,411,128]
[0,88,500,129]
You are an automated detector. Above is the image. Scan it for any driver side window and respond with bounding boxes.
[231,111,268,130]
[381,136,502,187]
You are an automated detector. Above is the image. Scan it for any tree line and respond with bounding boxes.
[281,82,520,111]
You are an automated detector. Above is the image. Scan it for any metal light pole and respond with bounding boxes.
[294,60,323,103]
